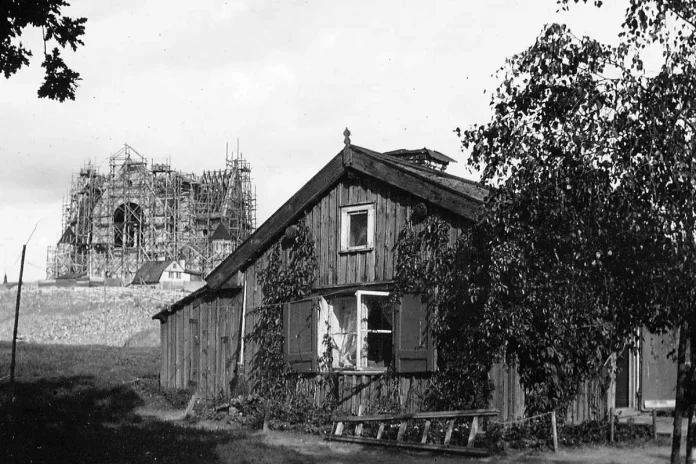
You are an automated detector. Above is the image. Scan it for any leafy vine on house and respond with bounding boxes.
[393,210,499,411]
[247,219,317,398]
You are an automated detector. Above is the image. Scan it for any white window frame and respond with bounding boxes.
[340,203,375,252]
[355,290,391,371]
[320,290,392,372]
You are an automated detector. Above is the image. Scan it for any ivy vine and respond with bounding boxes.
[393,212,499,411]
[247,219,317,398]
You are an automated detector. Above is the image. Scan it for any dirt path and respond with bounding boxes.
[133,404,677,464]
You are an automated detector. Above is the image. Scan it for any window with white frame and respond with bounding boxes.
[340,203,375,252]
[320,290,392,370]
[284,292,435,374]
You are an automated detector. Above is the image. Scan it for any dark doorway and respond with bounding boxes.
[114,203,144,248]
[615,349,630,408]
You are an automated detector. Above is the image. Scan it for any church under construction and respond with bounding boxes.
[46,144,256,284]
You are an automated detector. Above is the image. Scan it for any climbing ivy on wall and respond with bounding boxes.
[246,219,317,398]
[393,211,500,410]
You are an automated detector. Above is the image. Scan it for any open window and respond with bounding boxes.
[318,290,392,371]
[340,203,375,252]
[284,291,433,374]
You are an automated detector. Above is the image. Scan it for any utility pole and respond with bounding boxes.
[8,245,27,411]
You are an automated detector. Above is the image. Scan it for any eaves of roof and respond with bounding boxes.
[204,144,489,290]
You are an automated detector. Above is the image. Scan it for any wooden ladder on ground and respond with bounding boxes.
[327,409,498,456]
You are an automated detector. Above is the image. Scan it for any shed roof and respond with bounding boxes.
[204,142,489,290]
[132,260,174,285]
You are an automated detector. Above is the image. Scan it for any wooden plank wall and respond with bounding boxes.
[158,290,243,399]
[240,174,469,372]
[567,379,608,424]
[488,363,608,424]
[290,373,430,415]
[304,174,468,287]
[489,362,525,421]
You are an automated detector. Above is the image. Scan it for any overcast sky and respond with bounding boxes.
[0,0,628,282]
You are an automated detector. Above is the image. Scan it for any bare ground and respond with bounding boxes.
[133,403,676,464]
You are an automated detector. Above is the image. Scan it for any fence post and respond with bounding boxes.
[551,411,559,453]
[609,408,615,443]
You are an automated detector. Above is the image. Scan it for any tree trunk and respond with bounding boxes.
[672,322,689,464]
[686,322,696,463]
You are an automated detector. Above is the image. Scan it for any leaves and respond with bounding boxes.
[457,5,696,415]
[1,0,87,101]
[393,213,498,410]
[246,219,317,398]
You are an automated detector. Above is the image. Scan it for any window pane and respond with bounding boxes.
[329,297,358,369]
[362,295,392,368]
[349,211,368,247]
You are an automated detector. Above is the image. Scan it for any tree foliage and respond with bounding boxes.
[1,0,86,101]
[457,0,696,418]
[393,212,497,410]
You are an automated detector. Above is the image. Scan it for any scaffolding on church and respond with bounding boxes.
[46,143,256,284]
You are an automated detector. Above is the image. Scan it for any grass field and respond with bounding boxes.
[0,341,679,464]
[0,342,314,464]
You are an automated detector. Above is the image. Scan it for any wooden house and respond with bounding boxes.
[132,260,199,290]
[153,134,614,421]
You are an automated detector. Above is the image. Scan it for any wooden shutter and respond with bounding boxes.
[394,293,434,373]
[283,297,318,373]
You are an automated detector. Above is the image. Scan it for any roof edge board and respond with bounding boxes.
[206,151,346,289]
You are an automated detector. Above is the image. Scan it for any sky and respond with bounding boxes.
[0,0,629,282]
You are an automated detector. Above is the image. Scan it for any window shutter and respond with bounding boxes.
[394,293,434,373]
[283,297,318,373]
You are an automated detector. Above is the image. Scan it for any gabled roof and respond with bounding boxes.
[205,143,488,289]
[132,260,174,285]
[58,227,76,245]
[209,223,231,242]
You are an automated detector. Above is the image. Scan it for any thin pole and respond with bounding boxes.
[610,407,615,443]
[688,407,694,464]
[238,271,247,372]
[551,411,559,453]
[8,245,27,405]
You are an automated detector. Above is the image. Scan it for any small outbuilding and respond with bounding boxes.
[132,260,194,289]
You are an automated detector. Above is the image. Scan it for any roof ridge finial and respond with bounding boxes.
[343,127,351,147]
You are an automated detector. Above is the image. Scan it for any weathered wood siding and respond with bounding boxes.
[289,373,430,415]
[159,289,242,398]
[488,363,609,423]
[306,174,469,287]
[240,174,469,368]
[567,379,608,424]
[490,363,525,421]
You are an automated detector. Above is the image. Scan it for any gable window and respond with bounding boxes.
[340,203,375,252]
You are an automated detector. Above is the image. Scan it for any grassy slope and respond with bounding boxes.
[0,286,182,346]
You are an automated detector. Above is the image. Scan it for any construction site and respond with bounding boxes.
[46,144,256,284]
